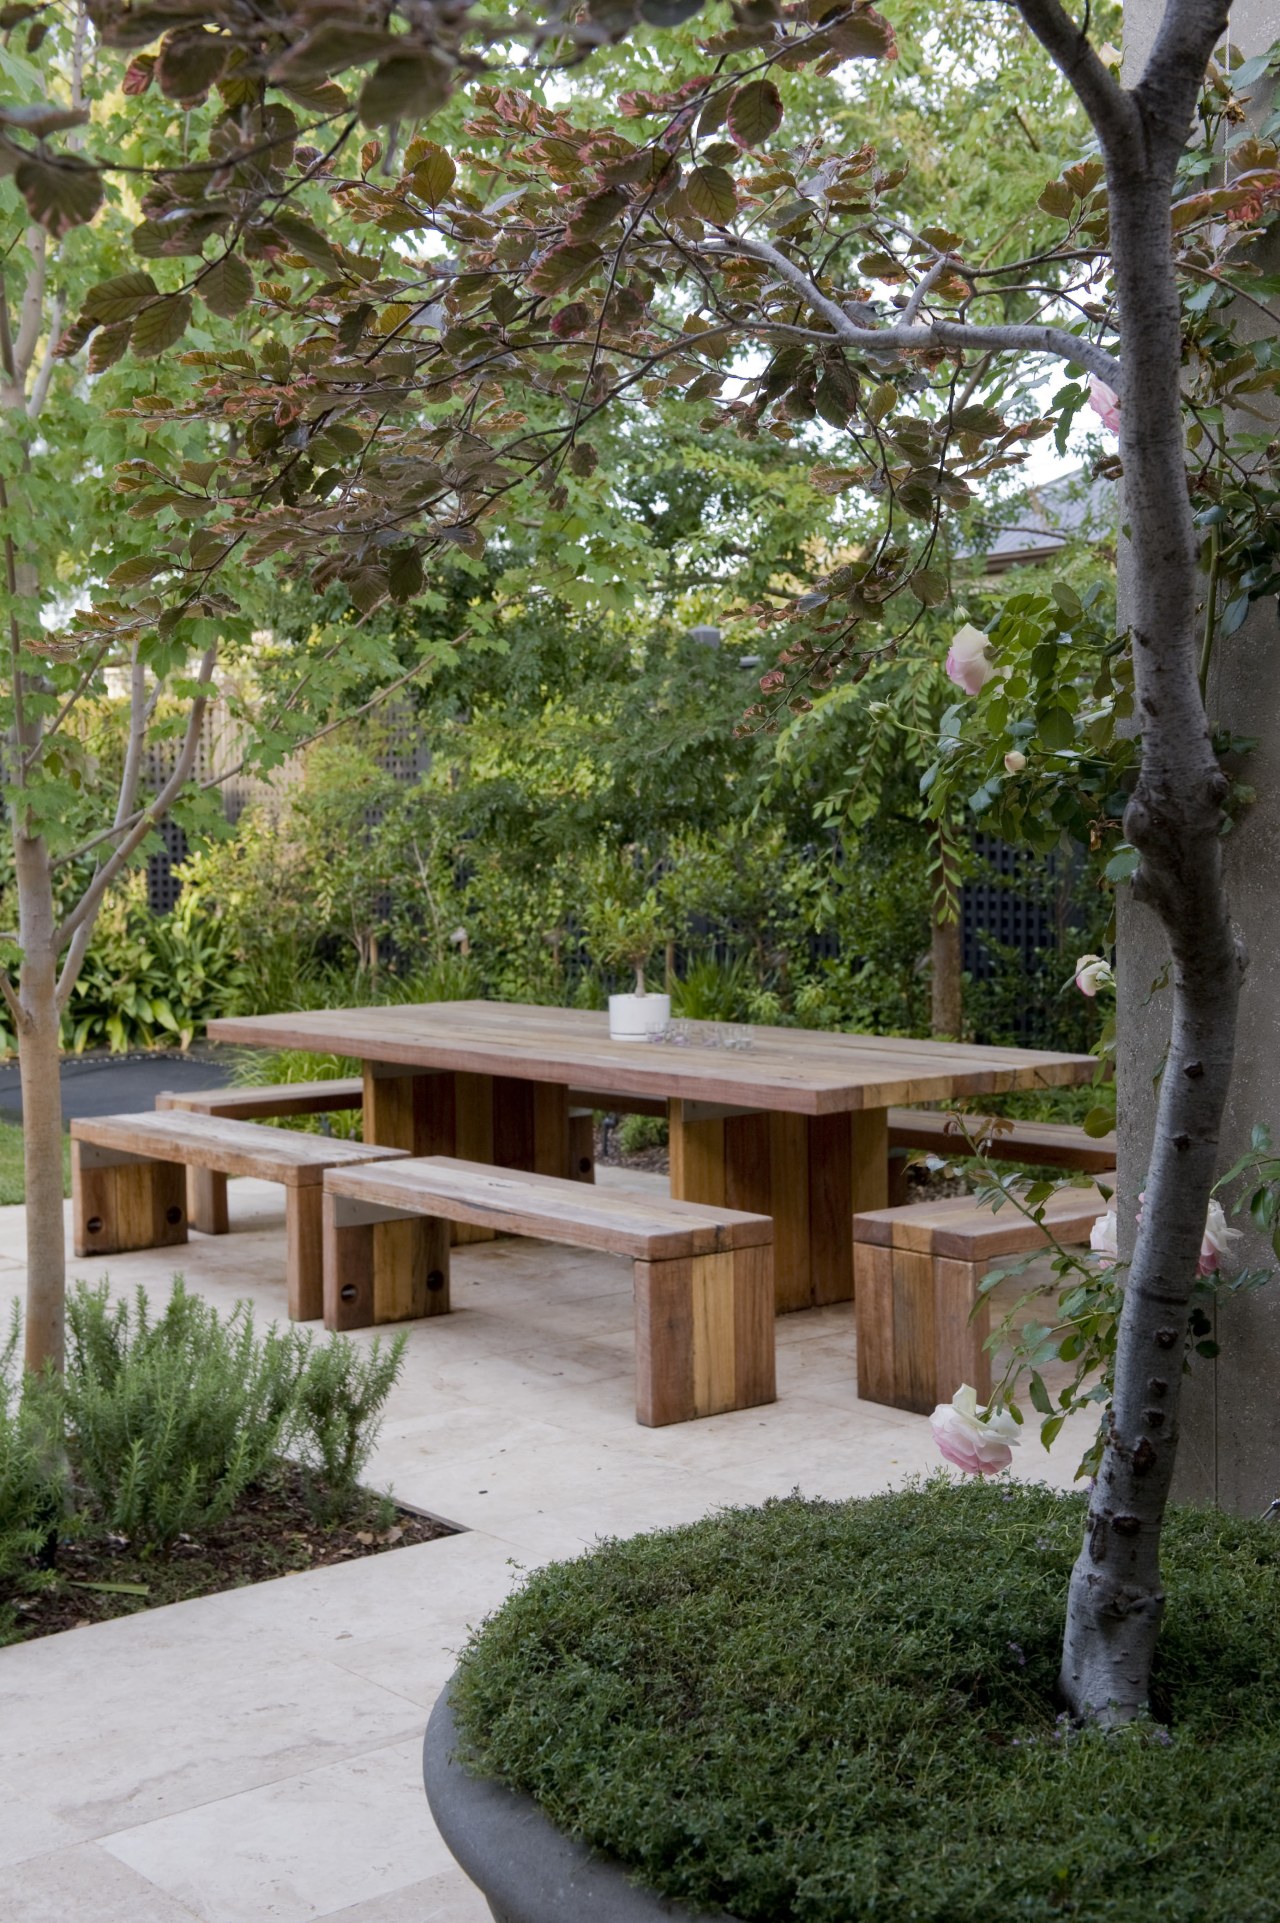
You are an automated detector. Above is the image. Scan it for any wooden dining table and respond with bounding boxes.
[207,1001,1095,1313]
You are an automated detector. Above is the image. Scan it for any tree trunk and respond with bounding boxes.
[14,832,67,1377]
[930,886,963,1039]
[1058,4,1242,1721]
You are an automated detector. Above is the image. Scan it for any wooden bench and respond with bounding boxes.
[886,1107,1115,1202]
[322,1156,776,1427]
[853,1181,1113,1415]
[157,1079,366,1234]
[71,1112,408,1322]
[159,1080,597,1233]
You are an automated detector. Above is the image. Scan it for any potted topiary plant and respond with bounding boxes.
[423,1482,1280,1923]
[581,847,672,1042]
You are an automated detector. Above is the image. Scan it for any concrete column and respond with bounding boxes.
[1118,0,1280,1512]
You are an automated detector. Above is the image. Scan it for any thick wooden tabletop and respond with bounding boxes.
[209,1001,1094,1118]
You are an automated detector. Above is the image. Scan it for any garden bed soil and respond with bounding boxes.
[4,1465,455,1643]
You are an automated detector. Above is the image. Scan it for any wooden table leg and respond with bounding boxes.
[285,1185,324,1322]
[324,1190,451,1331]
[670,1101,889,1312]
[361,1066,571,1242]
[73,1143,187,1259]
[189,1168,229,1236]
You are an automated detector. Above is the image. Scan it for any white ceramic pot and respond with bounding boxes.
[608,992,670,1041]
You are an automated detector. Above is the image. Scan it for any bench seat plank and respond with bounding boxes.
[854,1181,1112,1262]
[887,1107,1116,1171]
[325,1156,772,1260]
[157,1079,364,1121]
[322,1156,776,1426]
[72,1111,402,1187]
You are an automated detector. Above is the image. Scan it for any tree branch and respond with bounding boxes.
[709,235,1122,385]
[1007,0,1139,163]
[55,645,218,951]
[1134,0,1233,152]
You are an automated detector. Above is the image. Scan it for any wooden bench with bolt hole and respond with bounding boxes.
[72,1112,410,1322]
[159,1079,597,1235]
[157,1079,365,1234]
[886,1108,1116,1204]
[321,1156,776,1427]
[853,1181,1114,1415]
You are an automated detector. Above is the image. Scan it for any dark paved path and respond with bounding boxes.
[0,1047,236,1126]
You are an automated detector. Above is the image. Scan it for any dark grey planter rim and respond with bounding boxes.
[423,1675,743,1923]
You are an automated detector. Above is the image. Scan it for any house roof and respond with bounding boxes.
[973,467,1115,573]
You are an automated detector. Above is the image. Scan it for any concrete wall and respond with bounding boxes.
[1118,0,1280,1513]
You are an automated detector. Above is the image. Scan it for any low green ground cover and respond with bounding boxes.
[452,1480,1280,1923]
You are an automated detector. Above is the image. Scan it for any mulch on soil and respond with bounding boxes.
[5,1464,456,1643]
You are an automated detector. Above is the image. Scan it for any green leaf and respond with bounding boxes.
[359,49,451,126]
[1037,705,1075,750]
[1037,179,1074,218]
[1082,1106,1115,1139]
[198,253,254,318]
[1040,1413,1066,1449]
[83,270,159,323]
[270,22,392,82]
[67,1579,150,1597]
[866,382,897,424]
[686,165,737,224]
[15,154,103,237]
[1029,1371,1053,1416]
[130,293,193,359]
[1105,843,1140,882]
[727,79,783,149]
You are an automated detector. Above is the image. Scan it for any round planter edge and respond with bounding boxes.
[423,1677,739,1923]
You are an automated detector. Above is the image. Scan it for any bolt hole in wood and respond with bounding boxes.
[340,1283,358,1302]
[87,1216,103,1233]
[427,1270,446,1291]
[166,1206,183,1225]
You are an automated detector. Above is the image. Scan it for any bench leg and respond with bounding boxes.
[286,1186,325,1322]
[854,1241,991,1414]
[633,1242,776,1426]
[188,1167,230,1236]
[73,1144,187,1258]
[568,1109,595,1183]
[323,1192,451,1331]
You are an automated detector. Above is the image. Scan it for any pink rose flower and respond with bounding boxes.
[945,623,996,696]
[1197,1198,1242,1277]
[1136,1190,1243,1278]
[1088,373,1121,435]
[1074,954,1114,997]
[929,1384,1021,1476]
[1003,749,1027,774]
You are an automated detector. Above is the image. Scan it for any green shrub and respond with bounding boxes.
[0,1306,68,1637]
[64,1281,303,1550]
[287,1331,407,1523]
[614,1113,669,1155]
[453,1480,1280,1923]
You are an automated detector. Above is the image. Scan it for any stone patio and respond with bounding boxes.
[0,1169,1092,1922]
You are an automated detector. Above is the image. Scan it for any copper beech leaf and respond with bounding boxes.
[359,49,452,126]
[528,240,601,296]
[410,143,455,206]
[155,27,229,101]
[686,165,737,224]
[727,79,783,149]
[15,155,102,237]
[199,253,254,318]
[130,293,193,359]
[83,270,159,323]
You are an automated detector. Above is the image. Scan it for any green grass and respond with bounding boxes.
[0,1120,70,1206]
[452,1480,1280,1923]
